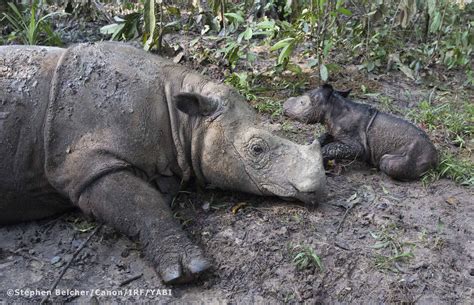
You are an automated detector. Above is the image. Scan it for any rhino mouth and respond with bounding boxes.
[260,184,321,205]
[293,191,324,205]
[260,183,297,198]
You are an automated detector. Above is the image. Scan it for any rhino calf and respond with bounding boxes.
[0,42,326,284]
[283,84,438,181]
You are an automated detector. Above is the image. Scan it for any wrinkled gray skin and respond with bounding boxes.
[283,84,438,181]
[0,42,326,284]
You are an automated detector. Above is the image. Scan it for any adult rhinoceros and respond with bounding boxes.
[0,42,326,284]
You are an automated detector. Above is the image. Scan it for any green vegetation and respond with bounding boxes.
[418,221,445,251]
[407,98,473,186]
[2,0,62,46]
[423,152,474,186]
[408,99,473,147]
[370,225,415,272]
[291,244,323,271]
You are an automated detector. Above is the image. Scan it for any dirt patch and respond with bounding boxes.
[0,166,472,303]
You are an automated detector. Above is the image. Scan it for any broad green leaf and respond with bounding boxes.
[427,0,437,16]
[399,64,415,80]
[320,64,329,81]
[224,12,244,24]
[144,0,156,39]
[322,40,333,58]
[371,241,390,249]
[166,6,180,17]
[256,20,275,29]
[337,7,352,16]
[287,63,302,74]
[270,37,295,51]
[100,23,122,35]
[430,11,441,33]
[278,43,294,65]
[307,58,318,68]
[237,27,253,43]
[244,27,253,40]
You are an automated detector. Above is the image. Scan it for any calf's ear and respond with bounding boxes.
[321,83,334,100]
[336,89,352,98]
[174,93,218,116]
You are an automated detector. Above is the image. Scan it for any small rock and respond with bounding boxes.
[202,201,210,211]
[275,226,287,235]
[50,256,61,264]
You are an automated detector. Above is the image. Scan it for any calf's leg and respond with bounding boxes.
[379,153,419,181]
[321,141,364,161]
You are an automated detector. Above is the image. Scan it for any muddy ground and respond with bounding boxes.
[1,13,473,304]
[1,163,472,304]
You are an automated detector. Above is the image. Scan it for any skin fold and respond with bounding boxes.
[283,84,438,181]
[0,42,326,284]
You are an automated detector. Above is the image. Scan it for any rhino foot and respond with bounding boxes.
[157,235,211,284]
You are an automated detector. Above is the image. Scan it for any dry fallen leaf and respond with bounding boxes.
[231,202,247,214]
[445,197,459,205]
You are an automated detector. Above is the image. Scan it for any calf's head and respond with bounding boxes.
[174,88,326,205]
[283,84,351,123]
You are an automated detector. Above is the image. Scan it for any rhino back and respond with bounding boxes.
[44,42,182,201]
[367,112,435,164]
[0,46,70,221]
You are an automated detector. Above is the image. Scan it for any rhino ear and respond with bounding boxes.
[174,93,218,116]
[336,89,352,98]
[321,84,333,100]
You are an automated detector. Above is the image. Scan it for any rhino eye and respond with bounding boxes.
[248,138,267,156]
[245,137,270,169]
[251,144,264,155]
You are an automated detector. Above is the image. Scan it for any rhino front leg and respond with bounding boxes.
[77,170,211,284]
[321,141,363,162]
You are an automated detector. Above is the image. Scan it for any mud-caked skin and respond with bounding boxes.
[283,84,438,181]
[0,42,326,284]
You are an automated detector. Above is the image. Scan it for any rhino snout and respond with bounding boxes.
[291,173,327,204]
[283,95,314,123]
[283,97,297,117]
[289,141,327,204]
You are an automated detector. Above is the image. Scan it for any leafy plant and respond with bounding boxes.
[370,225,415,272]
[2,0,62,46]
[100,0,180,53]
[253,98,283,118]
[292,244,323,271]
[407,99,473,148]
[225,72,256,100]
[268,0,352,79]
[100,12,142,41]
[422,152,474,186]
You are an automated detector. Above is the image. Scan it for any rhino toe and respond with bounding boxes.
[160,262,183,284]
[158,243,211,285]
[184,249,211,274]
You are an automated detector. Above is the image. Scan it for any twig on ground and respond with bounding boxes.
[40,224,102,305]
[336,201,360,234]
[5,248,44,263]
[119,273,143,287]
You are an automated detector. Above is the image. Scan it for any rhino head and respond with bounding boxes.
[173,86,326,205]
[283,84,351,123]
